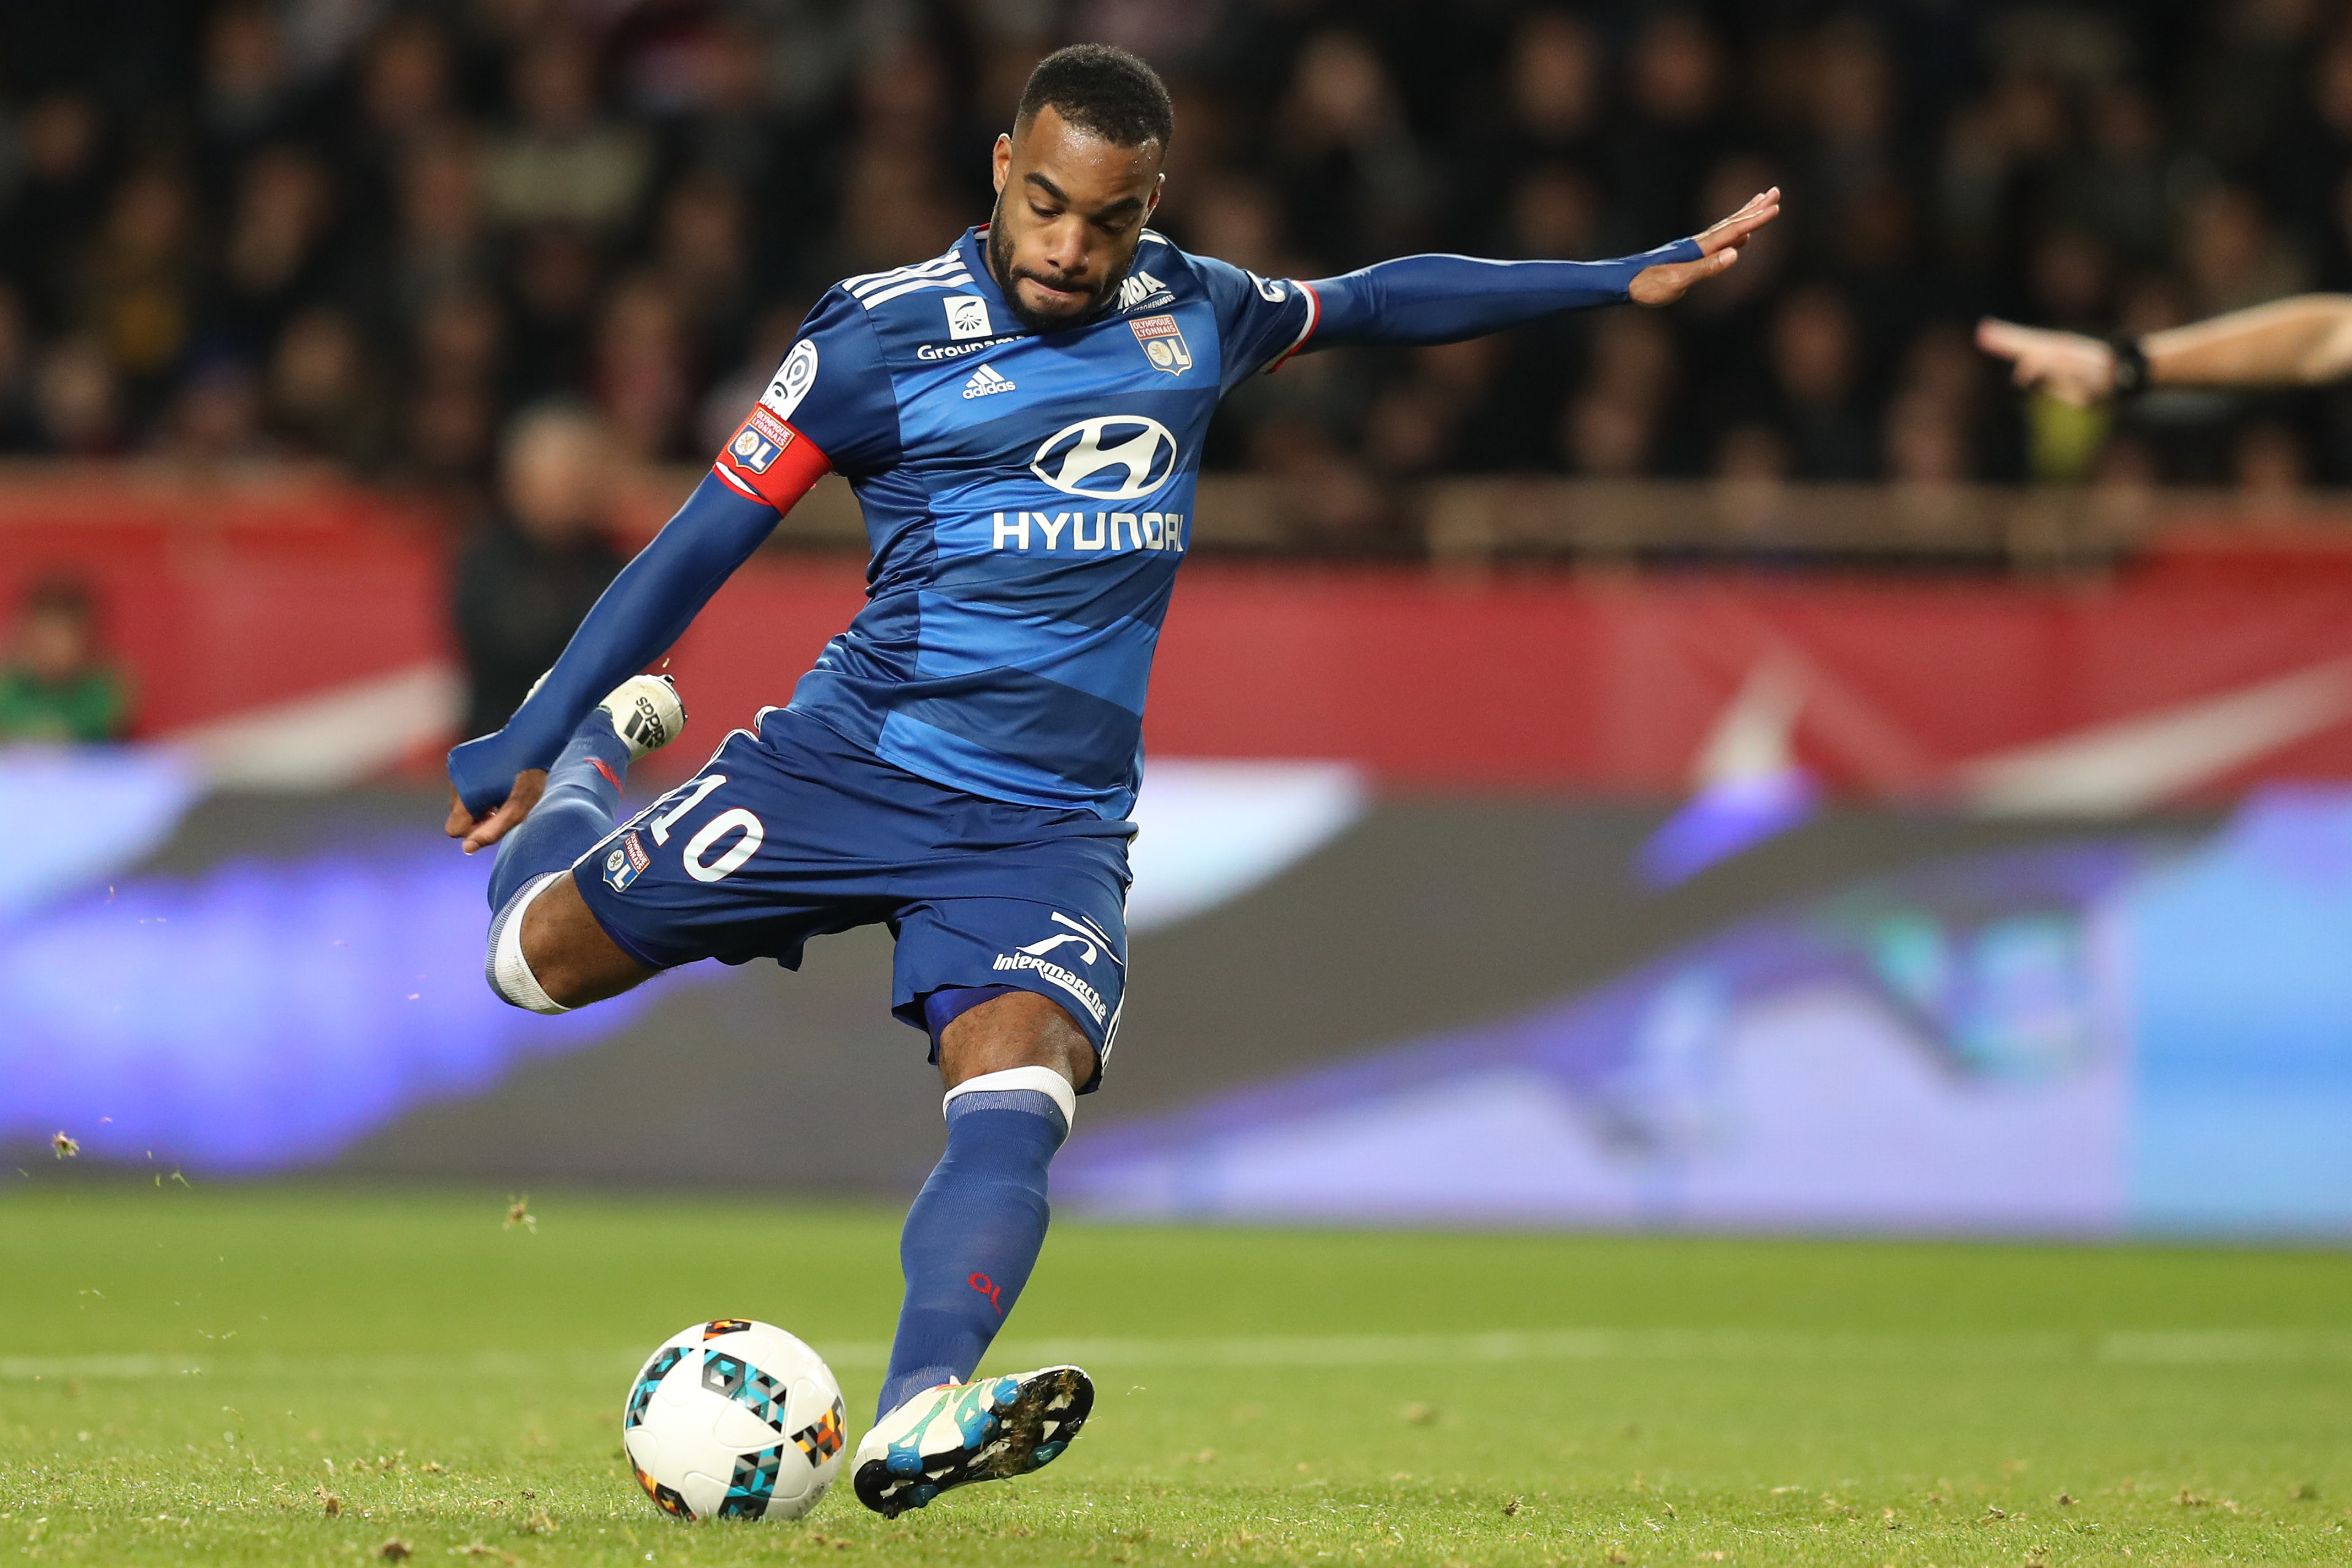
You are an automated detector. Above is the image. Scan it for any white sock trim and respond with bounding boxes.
[942,1065,1076,1132]
[490,872,570,1014]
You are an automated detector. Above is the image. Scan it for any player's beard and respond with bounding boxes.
[986,198,1130,334]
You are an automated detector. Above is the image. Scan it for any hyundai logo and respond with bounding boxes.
[1030,415,1178,501]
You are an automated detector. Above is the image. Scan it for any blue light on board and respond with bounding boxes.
[0,831,667,1170]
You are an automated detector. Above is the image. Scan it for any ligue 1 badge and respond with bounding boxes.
[1130,314,1193,376]
[603,831,651,892]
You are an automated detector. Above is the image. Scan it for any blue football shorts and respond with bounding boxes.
[571,706,1133,1090]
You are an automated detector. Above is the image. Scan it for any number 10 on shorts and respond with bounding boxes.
[623,773,768,888]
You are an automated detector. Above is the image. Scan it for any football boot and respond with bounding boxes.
[851,1365,1093,1518]
[598,673,686,761]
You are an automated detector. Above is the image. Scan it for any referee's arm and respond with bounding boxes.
[1979,295,2352,405]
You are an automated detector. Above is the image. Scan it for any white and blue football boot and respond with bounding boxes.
[519,668,686,762]
[597,673,686,760]
[851,1366,1093,1518]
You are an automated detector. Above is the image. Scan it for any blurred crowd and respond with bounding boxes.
[0,578,126,743]
[4,0,2352,520]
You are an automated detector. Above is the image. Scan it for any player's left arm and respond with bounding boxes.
[1292,187,1779,353]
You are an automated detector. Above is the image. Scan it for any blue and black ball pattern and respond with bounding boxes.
[702,1352,790,1431]
[716,1444,787,1518]
[625,1346,691,1429]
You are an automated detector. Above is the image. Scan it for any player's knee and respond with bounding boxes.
[485,871,646,1013]
[485,873,573,1013]
[938,989,1097,1091]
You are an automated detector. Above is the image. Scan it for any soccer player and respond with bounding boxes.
[1978,296,2352,403]
[446,44,1778,1518]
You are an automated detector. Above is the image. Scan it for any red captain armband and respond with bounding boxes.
[711,405,830,511]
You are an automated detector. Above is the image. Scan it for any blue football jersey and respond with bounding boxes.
[711,225,1317,821]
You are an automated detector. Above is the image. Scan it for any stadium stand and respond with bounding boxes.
[6,0,2352,530]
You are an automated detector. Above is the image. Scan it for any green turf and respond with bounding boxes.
[2,1186,2348,1565]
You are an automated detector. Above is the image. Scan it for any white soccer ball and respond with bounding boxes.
[621,1318,847,1521]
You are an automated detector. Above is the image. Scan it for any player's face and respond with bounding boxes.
[988,106,1164,333]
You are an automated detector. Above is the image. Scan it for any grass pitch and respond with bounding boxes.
[1,1188,2346,1566]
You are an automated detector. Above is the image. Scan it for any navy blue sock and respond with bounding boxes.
[485,716,630,910]
[877,1085,1068,1419]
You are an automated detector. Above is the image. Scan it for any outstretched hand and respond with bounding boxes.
[1975,318,2117,406]
[446,768,548,855]
[1628,187,1781,307]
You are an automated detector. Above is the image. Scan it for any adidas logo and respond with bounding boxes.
[962,363,1016,400]
[622,698,667,749]
[1117,270,1170,311]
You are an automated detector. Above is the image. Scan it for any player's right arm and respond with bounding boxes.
[446,290,899,849]
[442,469,807,850]
[1977,296,2352,406]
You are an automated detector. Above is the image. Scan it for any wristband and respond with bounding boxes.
[2110,336,2150,397]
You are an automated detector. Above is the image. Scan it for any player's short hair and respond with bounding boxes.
[1015,44,1174,151]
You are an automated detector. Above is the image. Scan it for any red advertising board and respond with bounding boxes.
[7,474,2352,803]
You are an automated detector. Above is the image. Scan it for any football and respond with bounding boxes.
[621,1318,848,1521]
